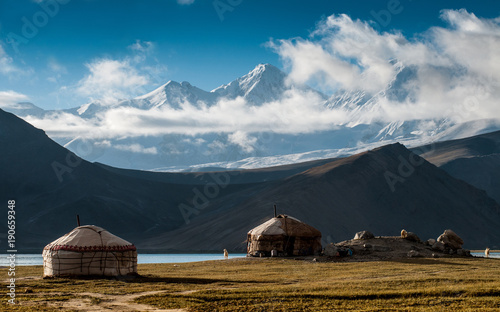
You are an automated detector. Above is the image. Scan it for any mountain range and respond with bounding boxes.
[2,108,500,252]
[5,63,500,171]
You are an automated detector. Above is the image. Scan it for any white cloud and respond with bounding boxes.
[25,87,339,139]
[128,40,155,54]
[114,143,158,154]
[128,40,157,65]
[228,131,257,153]
[0,90,30,108]
[63,40,166,106]
[272,13,449,93]
[273,39,361,92]
[91,88,338,137]
[95,140,112,148]
[48,59,67,74]
[46,58,68,84]
[0,45,31,77]
[434,9,500,79]
[76,58,149,105]
[25,112,100,137]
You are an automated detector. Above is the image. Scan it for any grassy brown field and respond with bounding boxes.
[1,257,500,311]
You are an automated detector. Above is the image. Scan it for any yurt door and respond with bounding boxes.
[284,236,295,256]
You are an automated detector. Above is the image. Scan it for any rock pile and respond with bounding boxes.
[437,229,464,249]
[322,228,471,260]
[429,229,469,256]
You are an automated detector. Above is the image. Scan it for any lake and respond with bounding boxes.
[1,252,498,266]
[0,253,248,266]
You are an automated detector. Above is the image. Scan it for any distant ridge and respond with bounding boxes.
[1,108,499,252]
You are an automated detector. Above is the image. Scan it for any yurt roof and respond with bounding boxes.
[248,215,321,237]
[43,225,136,252]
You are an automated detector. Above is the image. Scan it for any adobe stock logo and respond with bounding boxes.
[178,171,233,225]
[213,0,242,22]
[370,0,406,29]
[384,150,427,193]
[6,0,71,53]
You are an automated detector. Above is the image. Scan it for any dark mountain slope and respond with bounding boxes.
[413,130,500,204]
[145,143,500,251]
[441,154,500,204]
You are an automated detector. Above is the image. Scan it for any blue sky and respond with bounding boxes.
[0,0,499,110]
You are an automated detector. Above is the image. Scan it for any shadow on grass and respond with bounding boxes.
[151,291,436,305]
[175,289,500,303]
[43,274,266,285]
[385,258,470,266]
[128,276,266,285]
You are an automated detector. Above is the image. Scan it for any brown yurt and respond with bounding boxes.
[247,214,322,256]
[43,225,137,277]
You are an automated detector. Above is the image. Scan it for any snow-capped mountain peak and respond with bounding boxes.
[131,80,216,110]
[211,63,287,103]
[241,63,287,85]
[237,63,288,100]
[212,63,325,104]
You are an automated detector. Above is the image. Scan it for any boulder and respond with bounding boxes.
[404,232,421,242]
[407,250,421,258]
[432,241,445,252]
[437,229,464,250]
[426,238,436,246]
[401,229,407,238]
[354,231,374,240]
[323,244,339,257]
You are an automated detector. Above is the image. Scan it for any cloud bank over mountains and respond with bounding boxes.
[11,9,498,142]
[274,9,500,122]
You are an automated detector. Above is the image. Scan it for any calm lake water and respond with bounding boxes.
[471,252,500,258]
[0,253,247,266]
[1,252,498,266]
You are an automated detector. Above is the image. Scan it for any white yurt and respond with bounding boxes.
[43,225,137,277]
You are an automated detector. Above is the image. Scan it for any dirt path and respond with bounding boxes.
[52,287,239,311]
[53,290,187,311]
